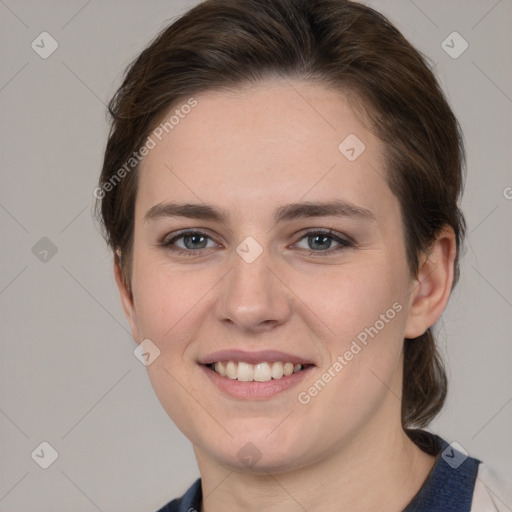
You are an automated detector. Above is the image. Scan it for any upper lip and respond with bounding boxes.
[198,349,316,366]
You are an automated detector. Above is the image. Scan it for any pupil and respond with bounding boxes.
[310,235,331,250]
[184,234,206,249]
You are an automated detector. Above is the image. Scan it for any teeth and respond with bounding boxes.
[271,362,284,379]
[210,360,305,381]
[283,362,294,376]
[215,361,227,377]
[254,362,271,382]
[225,361,237,379]
[237,362,253,382]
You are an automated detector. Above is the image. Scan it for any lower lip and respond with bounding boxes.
[199,364,313,400]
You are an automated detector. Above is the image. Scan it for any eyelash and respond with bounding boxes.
[159,228,354,257]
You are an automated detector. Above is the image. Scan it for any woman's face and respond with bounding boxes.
[119,80,424,472]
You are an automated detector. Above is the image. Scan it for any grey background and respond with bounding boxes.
[0,1,511,510]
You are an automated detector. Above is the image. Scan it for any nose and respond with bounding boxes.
[215,247,292,333]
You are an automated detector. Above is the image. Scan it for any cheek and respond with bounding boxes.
[304,258,408,403]
[132,246,203,331]
[316,258,407,339]
[130,256,214,436]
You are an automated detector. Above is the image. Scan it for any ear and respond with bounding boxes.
[404,226,457,339]
[114,253,141,343]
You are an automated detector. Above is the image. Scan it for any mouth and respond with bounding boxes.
[198,349,316,399]
[204,360,314,382]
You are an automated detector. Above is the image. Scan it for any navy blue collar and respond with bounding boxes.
[403,431,480,511]
[157,430,480,512]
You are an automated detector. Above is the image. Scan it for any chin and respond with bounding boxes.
[201,426,315,473]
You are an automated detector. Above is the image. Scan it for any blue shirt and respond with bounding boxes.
[156,430,480,512]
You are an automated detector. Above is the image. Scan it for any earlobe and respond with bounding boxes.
[113,254,140,342]
[404,227,457,339]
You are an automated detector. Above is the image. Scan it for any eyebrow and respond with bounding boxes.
[144,200,376,224]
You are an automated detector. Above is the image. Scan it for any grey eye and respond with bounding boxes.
[295,233,346,251]
[175,233,214,250]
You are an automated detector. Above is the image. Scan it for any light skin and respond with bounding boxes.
[114,80,456,511]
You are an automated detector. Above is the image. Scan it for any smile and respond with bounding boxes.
[206,361,310,382]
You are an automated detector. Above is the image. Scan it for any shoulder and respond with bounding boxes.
[155,478,202,512]
[404,430,508,512]
[471,464,512,512]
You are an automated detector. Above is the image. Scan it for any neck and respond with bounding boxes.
[194,420,436,512]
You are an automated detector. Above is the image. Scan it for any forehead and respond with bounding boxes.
[136,80,396,221]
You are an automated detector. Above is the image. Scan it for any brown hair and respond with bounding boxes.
[96,0,466,429]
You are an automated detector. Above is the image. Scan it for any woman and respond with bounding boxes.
[96,0,509,510]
